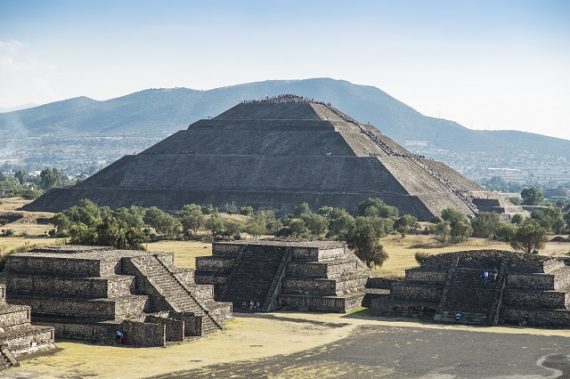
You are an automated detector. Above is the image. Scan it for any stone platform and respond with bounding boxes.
[0,284,55,370]
[3,246,232,347]
[369,250,570,327]
[195,240,371,313]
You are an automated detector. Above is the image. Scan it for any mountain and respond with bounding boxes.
[1,78,568,180]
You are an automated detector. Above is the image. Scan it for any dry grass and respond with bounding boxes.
[0,197,55,237]
[145,240,212,268]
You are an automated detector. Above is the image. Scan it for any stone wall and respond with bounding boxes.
[122,320,165,347]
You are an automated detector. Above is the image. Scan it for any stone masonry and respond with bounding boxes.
[0,284,55,370]
[369,250,570,327]
[24,95,521,220]
[195,240,371,313]
[3,246,232,347]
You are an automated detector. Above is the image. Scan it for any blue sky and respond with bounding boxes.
[1,0,569,138]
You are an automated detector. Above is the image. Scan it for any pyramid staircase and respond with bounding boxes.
[195,241,369,313]
[434,258,507,325]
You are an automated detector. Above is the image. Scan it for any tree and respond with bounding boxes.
[239,206,254,216]
[358,198,398,219]
[204,213,224,238]
[471,212,500,239]
[511,214,524,225]
[565,211,570,232]
[394,214,419,235]
[495,223,517,242]
[244,210,281,238]
[225,202,238,215]
[521,188,543,205]
[294,202,311,218]
[511,219,547,254]
[346,220,388,268]
[288,219,308,238]
[531,206,565,234]
[302,213,328,237]
[327,210,355,239]
[144,207,180,238]
[14,170,27,185]
[178,204,204,235]
[430,221,451,243]
[39,168,64,190]
[317,206,335,220]
[440,207,472,243]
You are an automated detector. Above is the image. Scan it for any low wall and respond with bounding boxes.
[145,315,185,341]
[122,320,166,347]
[503,289,567,309]
[0,305,30,328]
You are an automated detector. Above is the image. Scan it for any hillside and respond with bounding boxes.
[1,78,568,180]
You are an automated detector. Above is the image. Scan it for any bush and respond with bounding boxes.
[239,206,254,216]
[1,229,14,237]
[511,219,547,254]
[471,212,500,239]
[415,251,430,265]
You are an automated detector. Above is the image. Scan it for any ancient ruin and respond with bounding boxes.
[3,246,231,347]
[0,284,55,370]
[369,250,570,326]
[24,95,517,220]
[195,240,371,313]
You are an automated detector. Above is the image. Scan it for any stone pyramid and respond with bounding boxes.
[26,95,509,219]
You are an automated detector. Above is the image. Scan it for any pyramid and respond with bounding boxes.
[26,95,510,219]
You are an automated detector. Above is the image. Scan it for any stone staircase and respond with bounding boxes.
[221,245,287,310]
[0,346,18,370]
[435,261,506,325]
[128,254,226,335]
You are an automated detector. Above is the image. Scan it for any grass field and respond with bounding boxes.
[145,240,211,268]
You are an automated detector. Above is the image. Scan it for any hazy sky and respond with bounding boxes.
[1,0,569,139]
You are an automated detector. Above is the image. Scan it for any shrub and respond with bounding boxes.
[415,251,430,265]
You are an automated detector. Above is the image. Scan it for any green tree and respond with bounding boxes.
[39,168,64,190]
[511,214,524,225]
[239,206,254,216]
[430,221,451,243]
[225,202,238,215]
[495,223,517,242]
[327,210,355,239]
[440,207,472,243]
[531,206,565,233]
[346,220,388,268]
[511,219,547,254]
[471,212,500,239]
[394,214,419,235]
[144,207,180,238]
[294,202,311,218]
[358,198,398,219]
[521,188,543,205]
[204,213,225,238]
[302,213,329,237]
[178,204,204,235]
[288,218,308,238]
[14,169,27,185]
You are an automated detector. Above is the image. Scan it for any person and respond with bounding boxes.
[256,301,261,311]
[241,301,247,310]
[115,330,123,344]
[455,312,462,321]
[122,331,129,345]
[249,299,254,310]
[483,271,489,284]
[491,269,498,282]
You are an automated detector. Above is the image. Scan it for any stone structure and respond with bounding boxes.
[24,95,518,220]
[369,250,570,327]
[0,284,55,370]
[3,246,231,347]
[194,240,371,313]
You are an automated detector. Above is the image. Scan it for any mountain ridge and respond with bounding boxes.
[1,78,568,176]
